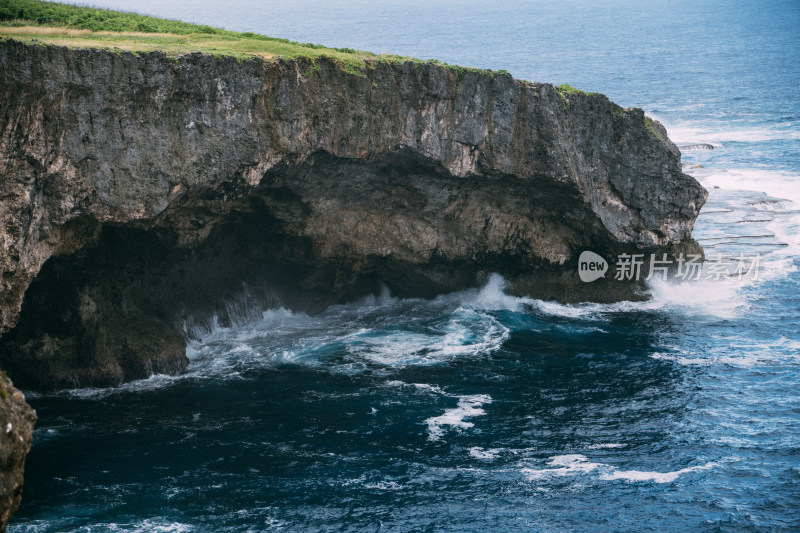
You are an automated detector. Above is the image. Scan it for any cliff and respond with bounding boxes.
[0,39,706,391]
[0,371,35,532]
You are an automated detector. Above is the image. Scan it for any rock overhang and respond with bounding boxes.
[0,40,707,390]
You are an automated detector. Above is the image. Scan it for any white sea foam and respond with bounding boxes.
[353,283,399,307]
[50,239,792,399]
[521,454,605,479]
[652,336,800,367]
[656,116,800,144]
[383,381,447,395]
[471,269,758,322]
[462,274,632,323]
[521,454,717,484]
[363,480,403,491]
[690,169,800,279]
[0,516,196,531]
[476,275,748,322]
[385,381,494,442]
[62,373,186,399]
[412,383,447,394]
[657,114,800,272]
[425,394,492,441]
[172,273,759,385]
[469,447,504,460]
[347,309,509,367]
[43,270,748,400]
[651,351,722,367]
[683,150,800,266]
[646,277,746,320]
[132,521,194,533]
[660,165,800,314]
[691,167,800,205]
[464,273,535,311]
[185,306,303,345]
[599,462,716,483]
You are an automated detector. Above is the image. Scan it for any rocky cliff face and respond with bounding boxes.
[0,39,706,391]
[0,371,35,532]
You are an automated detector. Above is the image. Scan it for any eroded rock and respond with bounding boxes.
[0,371,35,532]
[0,40,707,390]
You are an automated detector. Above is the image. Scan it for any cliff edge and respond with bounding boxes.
[0,39,707,391]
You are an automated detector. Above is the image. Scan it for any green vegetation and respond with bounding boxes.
[439,62,509,82]
[2,0,228,34]
[0,0,383,73]
[644,116,665,141]
[0,386,7,400]
[0,0,548,84]
[555,83,593,109]
[555,83,591,95]
[304,60,322,78]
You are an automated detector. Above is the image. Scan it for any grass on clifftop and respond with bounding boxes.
[0,0,515,79]
[0,0,400,73]
[555,83,594,108]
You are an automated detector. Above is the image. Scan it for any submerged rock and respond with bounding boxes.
[0,371,35,532]
[0,40,706,390]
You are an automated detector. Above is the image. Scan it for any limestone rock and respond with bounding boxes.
[0,371,35,532]
[0,40,707,390]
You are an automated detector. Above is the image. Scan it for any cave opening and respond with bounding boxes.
[0,149,620,391]
[0,196,383,391]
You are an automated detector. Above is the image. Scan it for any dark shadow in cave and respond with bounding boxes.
[0,197,382,391]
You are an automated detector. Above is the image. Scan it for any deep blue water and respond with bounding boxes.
[9,1,800,531]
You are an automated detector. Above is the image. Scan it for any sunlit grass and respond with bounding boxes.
[0,25,381,63]
[0,0,401,73]
[0,0,511,79]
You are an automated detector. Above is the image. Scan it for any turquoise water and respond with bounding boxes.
[9,1,800,531]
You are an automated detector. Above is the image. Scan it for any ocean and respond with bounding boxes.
[8,0,800,531]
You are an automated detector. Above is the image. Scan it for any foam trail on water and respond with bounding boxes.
[345,307,509,367]
[599,462,717,483]
[31,519,198,532]
[521,454,717,484]
[520,454,606,479]
[425,394,492,441]
[385,380,494,442]
[469,447,504,460]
